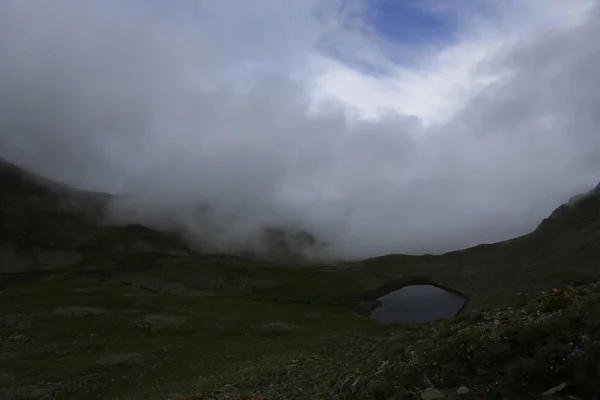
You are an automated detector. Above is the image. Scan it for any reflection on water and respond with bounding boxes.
[370,284,467,324]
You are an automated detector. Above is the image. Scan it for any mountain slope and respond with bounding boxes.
[2,159,600,399]
[0,158,192,273]
[357,182,600,309]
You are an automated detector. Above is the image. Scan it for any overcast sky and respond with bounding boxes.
[1,0,599,259]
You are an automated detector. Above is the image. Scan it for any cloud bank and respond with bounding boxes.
[1,0,599,259]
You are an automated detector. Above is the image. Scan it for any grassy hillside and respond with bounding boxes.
[2,159,600,399]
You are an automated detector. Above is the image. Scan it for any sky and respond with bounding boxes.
[1,0,599,260]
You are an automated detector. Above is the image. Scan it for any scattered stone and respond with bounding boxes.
[421,387,445,400]
[54,306,105,317]
[0,313,36,329]
[456,386,470,395]
[25,386,51,399]
[340,376,354,393]
[8,334,28,342]
[542,383,567,396]
[375,361,390,376]
[351,376,365,394]
[422,374,434,387]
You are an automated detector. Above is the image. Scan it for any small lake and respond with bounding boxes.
[369,284,467,324]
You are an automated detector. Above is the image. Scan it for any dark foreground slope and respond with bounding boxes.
[2,160,600,399]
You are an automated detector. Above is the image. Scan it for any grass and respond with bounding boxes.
[0,265,385,400]
[4,260,600,399]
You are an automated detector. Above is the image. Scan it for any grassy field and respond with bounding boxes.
[3,251,600,399]
[1,257,387,400]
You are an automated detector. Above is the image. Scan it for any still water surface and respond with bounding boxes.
[370,284,467,324]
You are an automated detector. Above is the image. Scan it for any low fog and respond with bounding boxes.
[1,0,600,260]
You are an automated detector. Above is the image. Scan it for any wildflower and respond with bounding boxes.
[516,292,522,296]
[439,321,445,326]
[257,395,264,400]
[552,288,560,293]
[563,291,569,296]
[570,348,585,357]
[445,317,451,321]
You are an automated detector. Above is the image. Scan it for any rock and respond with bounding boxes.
[542,383,567,396]
[375,361,390,376]
[8,334,28,342]
[421,387,445,400]
[351,376,365,394]
[0,313,36,329]
[340,376,354,393]
[422,374,434,387]
[456,386,470,395]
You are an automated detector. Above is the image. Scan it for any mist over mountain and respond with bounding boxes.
[1,1,600,259]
